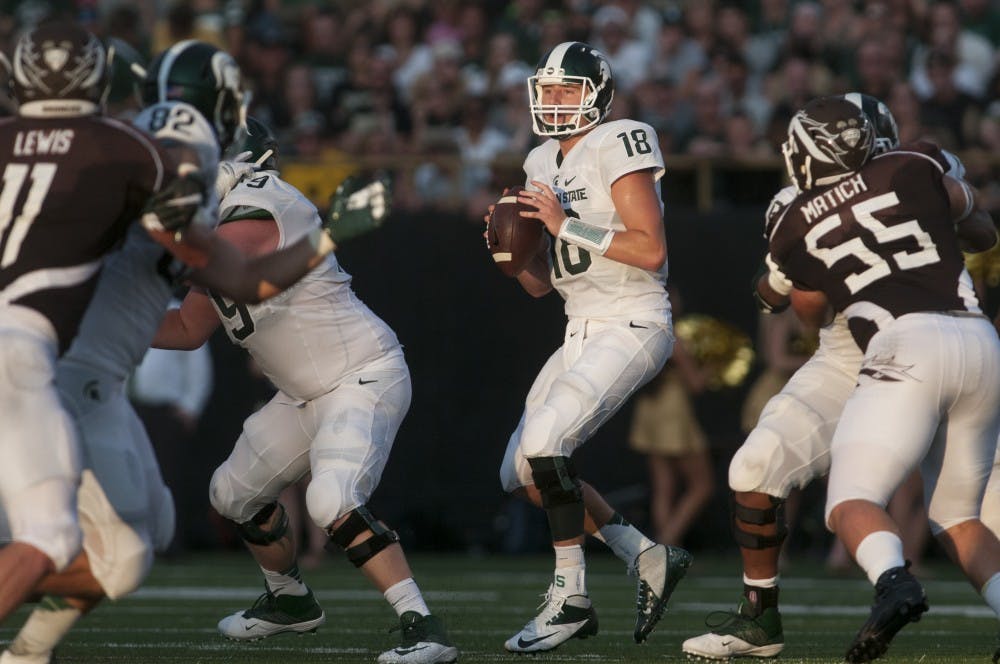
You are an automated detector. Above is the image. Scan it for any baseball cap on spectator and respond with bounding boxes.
[662,5,683,26]
[293,110,325,135]
[926,48,956,70]
[432,39,463,62]
[374,44,398,64]
[247,13,288,47]
[592,5,629,31]
[465,73,489,97]
[499,61,533,89]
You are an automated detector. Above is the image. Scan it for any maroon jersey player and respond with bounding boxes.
[769,96,1000,663]
[0,21,203,623]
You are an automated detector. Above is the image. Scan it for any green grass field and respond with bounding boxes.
[2,551,996,663]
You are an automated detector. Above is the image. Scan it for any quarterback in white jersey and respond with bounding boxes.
[490,42,690,655]
[152,117,457,664]
[521,123,671,323]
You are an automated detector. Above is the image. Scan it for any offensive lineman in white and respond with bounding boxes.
[492,42,691,654]
[0,40,344,664]
[151,117,458,664]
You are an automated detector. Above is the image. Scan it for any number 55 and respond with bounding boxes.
[805,192,940,294]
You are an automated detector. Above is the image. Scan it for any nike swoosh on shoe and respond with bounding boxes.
[517,633,558,648]
[392,645,429,655]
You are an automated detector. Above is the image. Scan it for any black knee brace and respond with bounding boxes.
[326,505,400,568]
[731,494,787,550]
[528,456,584,541]
[235,502,289,546]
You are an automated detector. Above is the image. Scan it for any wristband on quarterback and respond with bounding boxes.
[557,217,615,255]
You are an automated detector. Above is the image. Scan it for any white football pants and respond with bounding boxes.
[210,350,411,530]
[500,317,673,492]
[826,313,1000,534]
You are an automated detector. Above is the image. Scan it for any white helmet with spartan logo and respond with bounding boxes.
[528,41,614,138]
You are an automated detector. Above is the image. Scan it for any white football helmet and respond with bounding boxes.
[528,41,614,138]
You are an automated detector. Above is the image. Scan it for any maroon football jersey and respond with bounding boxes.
[0,114,170,352]
[899,140,953,172]
[768,149,975,350]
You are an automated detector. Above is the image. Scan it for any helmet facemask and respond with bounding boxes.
[528,74,607,138]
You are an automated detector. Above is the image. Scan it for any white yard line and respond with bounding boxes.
[130,585,995,618]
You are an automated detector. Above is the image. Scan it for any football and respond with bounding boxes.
[487,186,545,277]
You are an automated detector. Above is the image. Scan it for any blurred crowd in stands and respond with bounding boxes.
[1,0,998,212]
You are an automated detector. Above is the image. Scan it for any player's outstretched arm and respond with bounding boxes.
[181,221,334,303]
[152,290,220,350]
[140,169,209,238]
[151,222,333,304]
[162,173,391,305]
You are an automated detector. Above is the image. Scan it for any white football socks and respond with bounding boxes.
[854,531,905,585]
[594,514,656,570]
[744,573,779,588]
[384,578,430,617]
[554,543,585,568]
[5,596,80,661]
[981,572,1000,617]
[262,563,308,596]
[554,544,586,595]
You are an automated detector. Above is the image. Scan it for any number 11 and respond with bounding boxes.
[0,162,57,268]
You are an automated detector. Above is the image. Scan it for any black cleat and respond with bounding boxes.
[845,562,928,663]
[633,544,692,643]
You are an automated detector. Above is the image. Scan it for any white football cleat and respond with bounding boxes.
[682,598,784,661]
[217,586,325,640]
[504,585,599,653]
[682,631,785,661]
[633,543,693,643]
[376,612,458,664]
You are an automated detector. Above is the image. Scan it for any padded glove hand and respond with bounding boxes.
[214,150,256,200]
[324,174,392,244]
[140,170,207,233]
